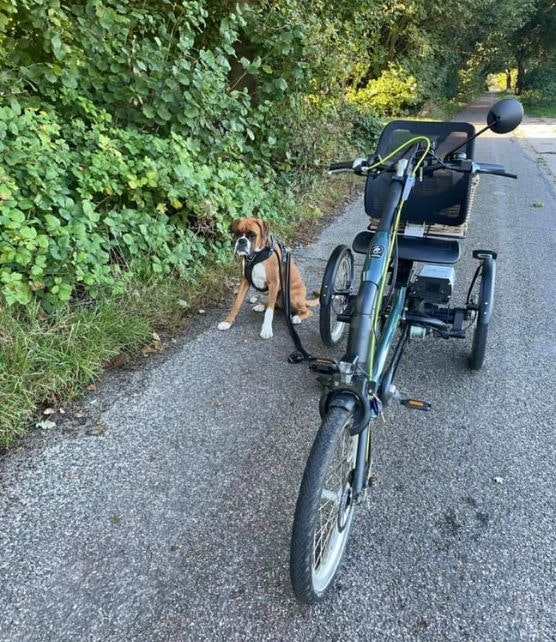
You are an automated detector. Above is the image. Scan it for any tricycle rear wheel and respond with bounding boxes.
[467,257,495,371]
[319,245,354,347]
[469,322,488,370]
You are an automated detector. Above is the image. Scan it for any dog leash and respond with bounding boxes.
[275,240,312,364]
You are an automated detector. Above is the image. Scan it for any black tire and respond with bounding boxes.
[467,258,495,371]
[319,245,354,346]
[290,407,359,604]
[469,323,488,370]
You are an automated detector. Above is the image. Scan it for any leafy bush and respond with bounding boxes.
[521,60,556,98]
[347,65,420,117]
[0,96,296,307]
[0,2,310,307]
[349,112,384,152]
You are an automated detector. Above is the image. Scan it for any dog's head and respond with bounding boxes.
[230,217,271,258]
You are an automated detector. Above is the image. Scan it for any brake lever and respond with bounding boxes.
[352,157,369,175]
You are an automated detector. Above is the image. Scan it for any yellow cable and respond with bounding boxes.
[367,135,431,376]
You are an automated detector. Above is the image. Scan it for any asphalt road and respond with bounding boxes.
[1,96,555,642]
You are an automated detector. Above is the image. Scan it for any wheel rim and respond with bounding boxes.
[311,416,357,594]
[329,255,351,343]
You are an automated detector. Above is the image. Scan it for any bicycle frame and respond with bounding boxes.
[325,139,431,499]
[344,182,408,499]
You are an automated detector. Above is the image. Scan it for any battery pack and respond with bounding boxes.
[412,264,455,304]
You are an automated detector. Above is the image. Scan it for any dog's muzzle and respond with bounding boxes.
[234,237,251,257]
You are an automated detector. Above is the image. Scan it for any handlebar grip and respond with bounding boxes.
[474,161,517,178]
[478,168,518,179]
[476,162,505,172]
[329,161,355,172]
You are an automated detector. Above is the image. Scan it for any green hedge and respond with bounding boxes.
[1,0,543,309]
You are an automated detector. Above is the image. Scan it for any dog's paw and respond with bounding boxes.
[217,321,232,331]
[249,295,258,304]
[260,325,273,339]
[291,315,302,325]
[252,303,265,313]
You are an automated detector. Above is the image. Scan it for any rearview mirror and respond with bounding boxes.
[487,98,524,134]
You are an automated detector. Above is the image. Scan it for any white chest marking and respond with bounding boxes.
[251,263,267,291]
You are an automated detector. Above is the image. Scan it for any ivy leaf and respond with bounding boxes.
[61,70,77,89]
[51,34,64,60]
[157,105,171,121]
[142,105,155,119]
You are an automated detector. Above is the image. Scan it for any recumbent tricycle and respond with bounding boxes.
[289,98,524,604]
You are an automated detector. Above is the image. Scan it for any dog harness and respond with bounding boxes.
[243,239,276,292]
[243,236,311,362]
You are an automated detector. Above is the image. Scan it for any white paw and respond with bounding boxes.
[260,325,273,339]
[252,304,265,313]
[217,321,232,331]
[249,296,258,304]
[292,315,302,325]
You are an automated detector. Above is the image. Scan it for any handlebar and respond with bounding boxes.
[425,159,517,179]
[329,160,358,173]
[329,155,517,179]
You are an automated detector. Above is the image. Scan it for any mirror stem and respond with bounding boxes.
[444,124,492,160]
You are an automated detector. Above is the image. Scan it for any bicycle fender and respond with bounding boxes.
[478,256,496,326]
[326,390,371,435]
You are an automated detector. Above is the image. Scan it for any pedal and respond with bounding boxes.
[400,398,432,411]
[309,357,339,375]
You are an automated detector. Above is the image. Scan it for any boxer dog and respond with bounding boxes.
[217,217,318,339]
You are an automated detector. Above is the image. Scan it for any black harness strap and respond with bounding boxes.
[243,241,275,292]
[275,239,312,364]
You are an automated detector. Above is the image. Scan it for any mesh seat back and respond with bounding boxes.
[365,120,476,227]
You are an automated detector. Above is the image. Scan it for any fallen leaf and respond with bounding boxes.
[36,419,56,430]
[111,353,130,368]
[43,408,56,416]
[74,411,85,418]
[86,383,97,392]
[152,332,161,342]
[59,408,66,414]
[198,309,206,315]
[177,299,189,308]
[87,421,107,436]
[143,346,157,355]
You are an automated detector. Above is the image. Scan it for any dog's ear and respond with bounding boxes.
[230,218,241,234]
[260,219,270,244]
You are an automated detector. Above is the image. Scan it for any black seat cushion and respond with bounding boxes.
[352,231,460,264]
